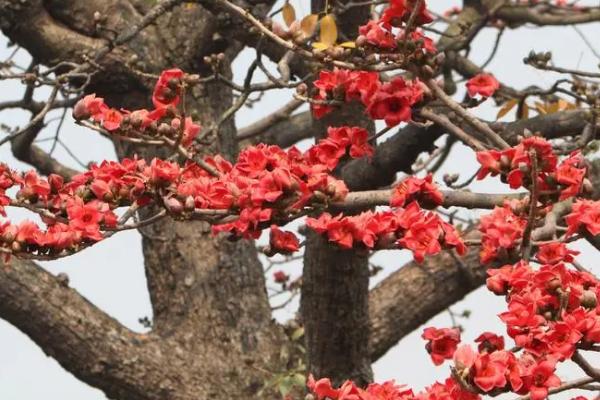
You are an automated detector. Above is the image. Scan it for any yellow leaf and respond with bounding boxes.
[496,98,518,120]
[301,14,319,37]
[340,41,356,48]
[312,42,329,51]
[319,14,338,46]
[534,101,547,115]
[557,98,576,111]
[282,2,296,27]
[547,101,560,114]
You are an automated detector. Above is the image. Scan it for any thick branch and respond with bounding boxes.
[369,245,485,361]
[0,258,164,400]
[497,5,600,26]
[340,189,522,210]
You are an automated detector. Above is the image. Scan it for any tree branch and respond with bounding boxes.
[0,257,165,400]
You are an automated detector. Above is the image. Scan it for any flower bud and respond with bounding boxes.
[296,83,308,96]
[184,196,195,211]
[581,290,597,309]
[355,35,368,47]
[546,277,561,292]
[518,162,529,174]
[72,99,90,120]
[272,22,290,39]
[500,155,511,169]
[158,123,173,137]
[583,178,593,194]
[164,197,183,214]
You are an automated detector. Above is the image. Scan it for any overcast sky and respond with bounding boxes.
[1,1,600,398]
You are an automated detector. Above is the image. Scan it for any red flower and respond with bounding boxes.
[307,375,340,400]
[149,159,180,186]
[365,381,414,399]
[273,270,289,284]
[269,225,300,254]
[473,352,508,392]
[556,151,586,200]
[366,77,423,127]
[453,344,477,371]
[537,243,579,264]
[420,377,480,400]
[73,94,108,121]
[566,200,600,236]
[170,117,201,147]
[479,205,527,264]
[390,174,442,208]
[475,332,505,353]
[66,198,103,241]
[327,126,374,159]
[422,327,461,365]
[466,74,500,98]
[358,21,396,49]
[521,359,561,400]
[102,108,123,131]
[475,149,503,180]
[152,68,184,109]
[381,0,433,28]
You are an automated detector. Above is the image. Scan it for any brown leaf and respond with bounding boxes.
[534,101,547,115]
[496,98,518,120]
[319,14,337,46]
[301,14,319,37]
[312,42,329,52]
[282,2,296,27]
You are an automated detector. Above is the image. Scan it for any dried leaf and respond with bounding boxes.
[312,42,329,51]
[340,41,356,48]
[534,101,547,115]
[282,2,296,27]
[319,14,337,46]
[291,327,304,341]
[496,98,518,119]
[558,98,576,111]
[301,14,319,37]
[547,101,560,114]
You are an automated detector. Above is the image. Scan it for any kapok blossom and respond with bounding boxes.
[269,225,300,255]
[466,73,500,98]
[311,69,423,127]
[390,174,443,208]
[422,327,461,365]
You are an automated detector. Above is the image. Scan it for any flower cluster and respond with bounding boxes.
[0,166,119,257]
[352,0,435,57]
[268,225,300,255]
[408,240,600,400]
[390,174,443,208]
[311,68,424,127]
[565,199,600,237]
[307,375,479,400]
[306,201,465,262]
[73,69,201,148]
[476,137,587,200]
[479,204,528,264]
[380,0,433,28]
[0,123,381,258]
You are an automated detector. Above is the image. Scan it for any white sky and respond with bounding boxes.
[1,1,600,398]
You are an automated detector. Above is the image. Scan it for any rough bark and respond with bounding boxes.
[2,0,599,398]
[1,2,288,399]
[298,0,376,386]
